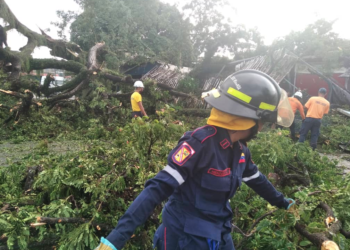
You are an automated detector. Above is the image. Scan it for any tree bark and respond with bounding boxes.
[29,59,85,73]
[24,165,43,192]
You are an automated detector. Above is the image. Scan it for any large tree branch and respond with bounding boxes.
[46,43,106,102]
[294,203,342,250]
[0,0,84,62]
[47,79,88,103]
[101,73,134,84]
[29,59,85,73]
[294,223,329,248]
[87,42,105,71]
[0,89,26,99]
[44,70,89,96]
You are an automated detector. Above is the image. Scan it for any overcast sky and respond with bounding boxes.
[4,0,350,59]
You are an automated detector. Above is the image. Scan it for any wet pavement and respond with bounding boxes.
[321,153,350,174]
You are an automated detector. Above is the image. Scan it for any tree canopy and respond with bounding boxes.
[271,19,350,73]
[55,0,194,68]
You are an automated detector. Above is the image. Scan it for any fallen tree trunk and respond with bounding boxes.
[294,202,342,250]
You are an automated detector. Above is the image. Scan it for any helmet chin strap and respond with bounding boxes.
[256,110,278,123]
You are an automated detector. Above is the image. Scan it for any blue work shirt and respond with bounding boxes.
[106,125,289,249]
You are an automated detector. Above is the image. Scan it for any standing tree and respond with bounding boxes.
[182,0,267,83]
[271,19,350,73]
[54,0,194,68]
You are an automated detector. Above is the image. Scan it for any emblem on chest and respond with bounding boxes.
[207,168,231,177]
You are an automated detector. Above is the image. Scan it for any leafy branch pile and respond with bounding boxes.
[0,109,188,250]
[1,110,350,250]
[319,109,350,152]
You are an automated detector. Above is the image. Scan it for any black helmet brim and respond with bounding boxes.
[204,93,260,120]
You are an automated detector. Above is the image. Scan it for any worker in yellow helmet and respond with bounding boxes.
[130,81,147,118]
[94,70,295,250]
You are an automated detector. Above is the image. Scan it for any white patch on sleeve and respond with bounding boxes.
[163,165,185,185]
[242,171,260,182]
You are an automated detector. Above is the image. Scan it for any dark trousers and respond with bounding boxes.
[290,120,296,140]
[131,111,143,118]
[153,224,234,250]
[298,117,321,150]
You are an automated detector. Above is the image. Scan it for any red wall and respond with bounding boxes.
[296,73,346,96]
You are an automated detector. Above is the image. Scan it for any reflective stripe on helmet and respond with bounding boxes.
[259,102,276,111]
[227,87,252,103]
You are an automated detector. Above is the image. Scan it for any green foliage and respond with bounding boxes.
[55,0,193,68]
[1,110,350,249]
[182,0,266,61]
[0,108,185,249]
[232,130,350,249]
[177,76,200,94]
[320,110,350,152]
[271,19,350,73]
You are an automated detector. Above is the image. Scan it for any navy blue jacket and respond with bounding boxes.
[106,125,289,249]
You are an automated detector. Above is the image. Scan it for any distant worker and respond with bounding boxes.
[130,81,147,118]
[288,91,305,140]
[298,88,330,150]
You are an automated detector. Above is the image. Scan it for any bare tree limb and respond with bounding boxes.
[0,89,26,99]
[87,42,105,71]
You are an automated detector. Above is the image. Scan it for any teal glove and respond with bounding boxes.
[285,198,296,210]
[94,237,118,250]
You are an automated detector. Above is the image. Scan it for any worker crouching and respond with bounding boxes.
[94,70,296,250]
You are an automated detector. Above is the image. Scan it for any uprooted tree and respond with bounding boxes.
[0,0,201,123]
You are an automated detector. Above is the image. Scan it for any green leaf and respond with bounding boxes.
[300,240,312,246]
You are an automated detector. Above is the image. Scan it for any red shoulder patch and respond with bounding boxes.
[220,139,230,149]
[172,142,195,166]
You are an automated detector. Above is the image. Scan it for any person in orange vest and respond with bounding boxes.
[298,88,330,150]
[288,91,305,140]
[130,81,147,118]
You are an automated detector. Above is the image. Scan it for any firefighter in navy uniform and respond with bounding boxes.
[94,70,296,250]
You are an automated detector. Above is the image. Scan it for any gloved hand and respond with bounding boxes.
[285,198,296,210]
[94,237,117,250]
